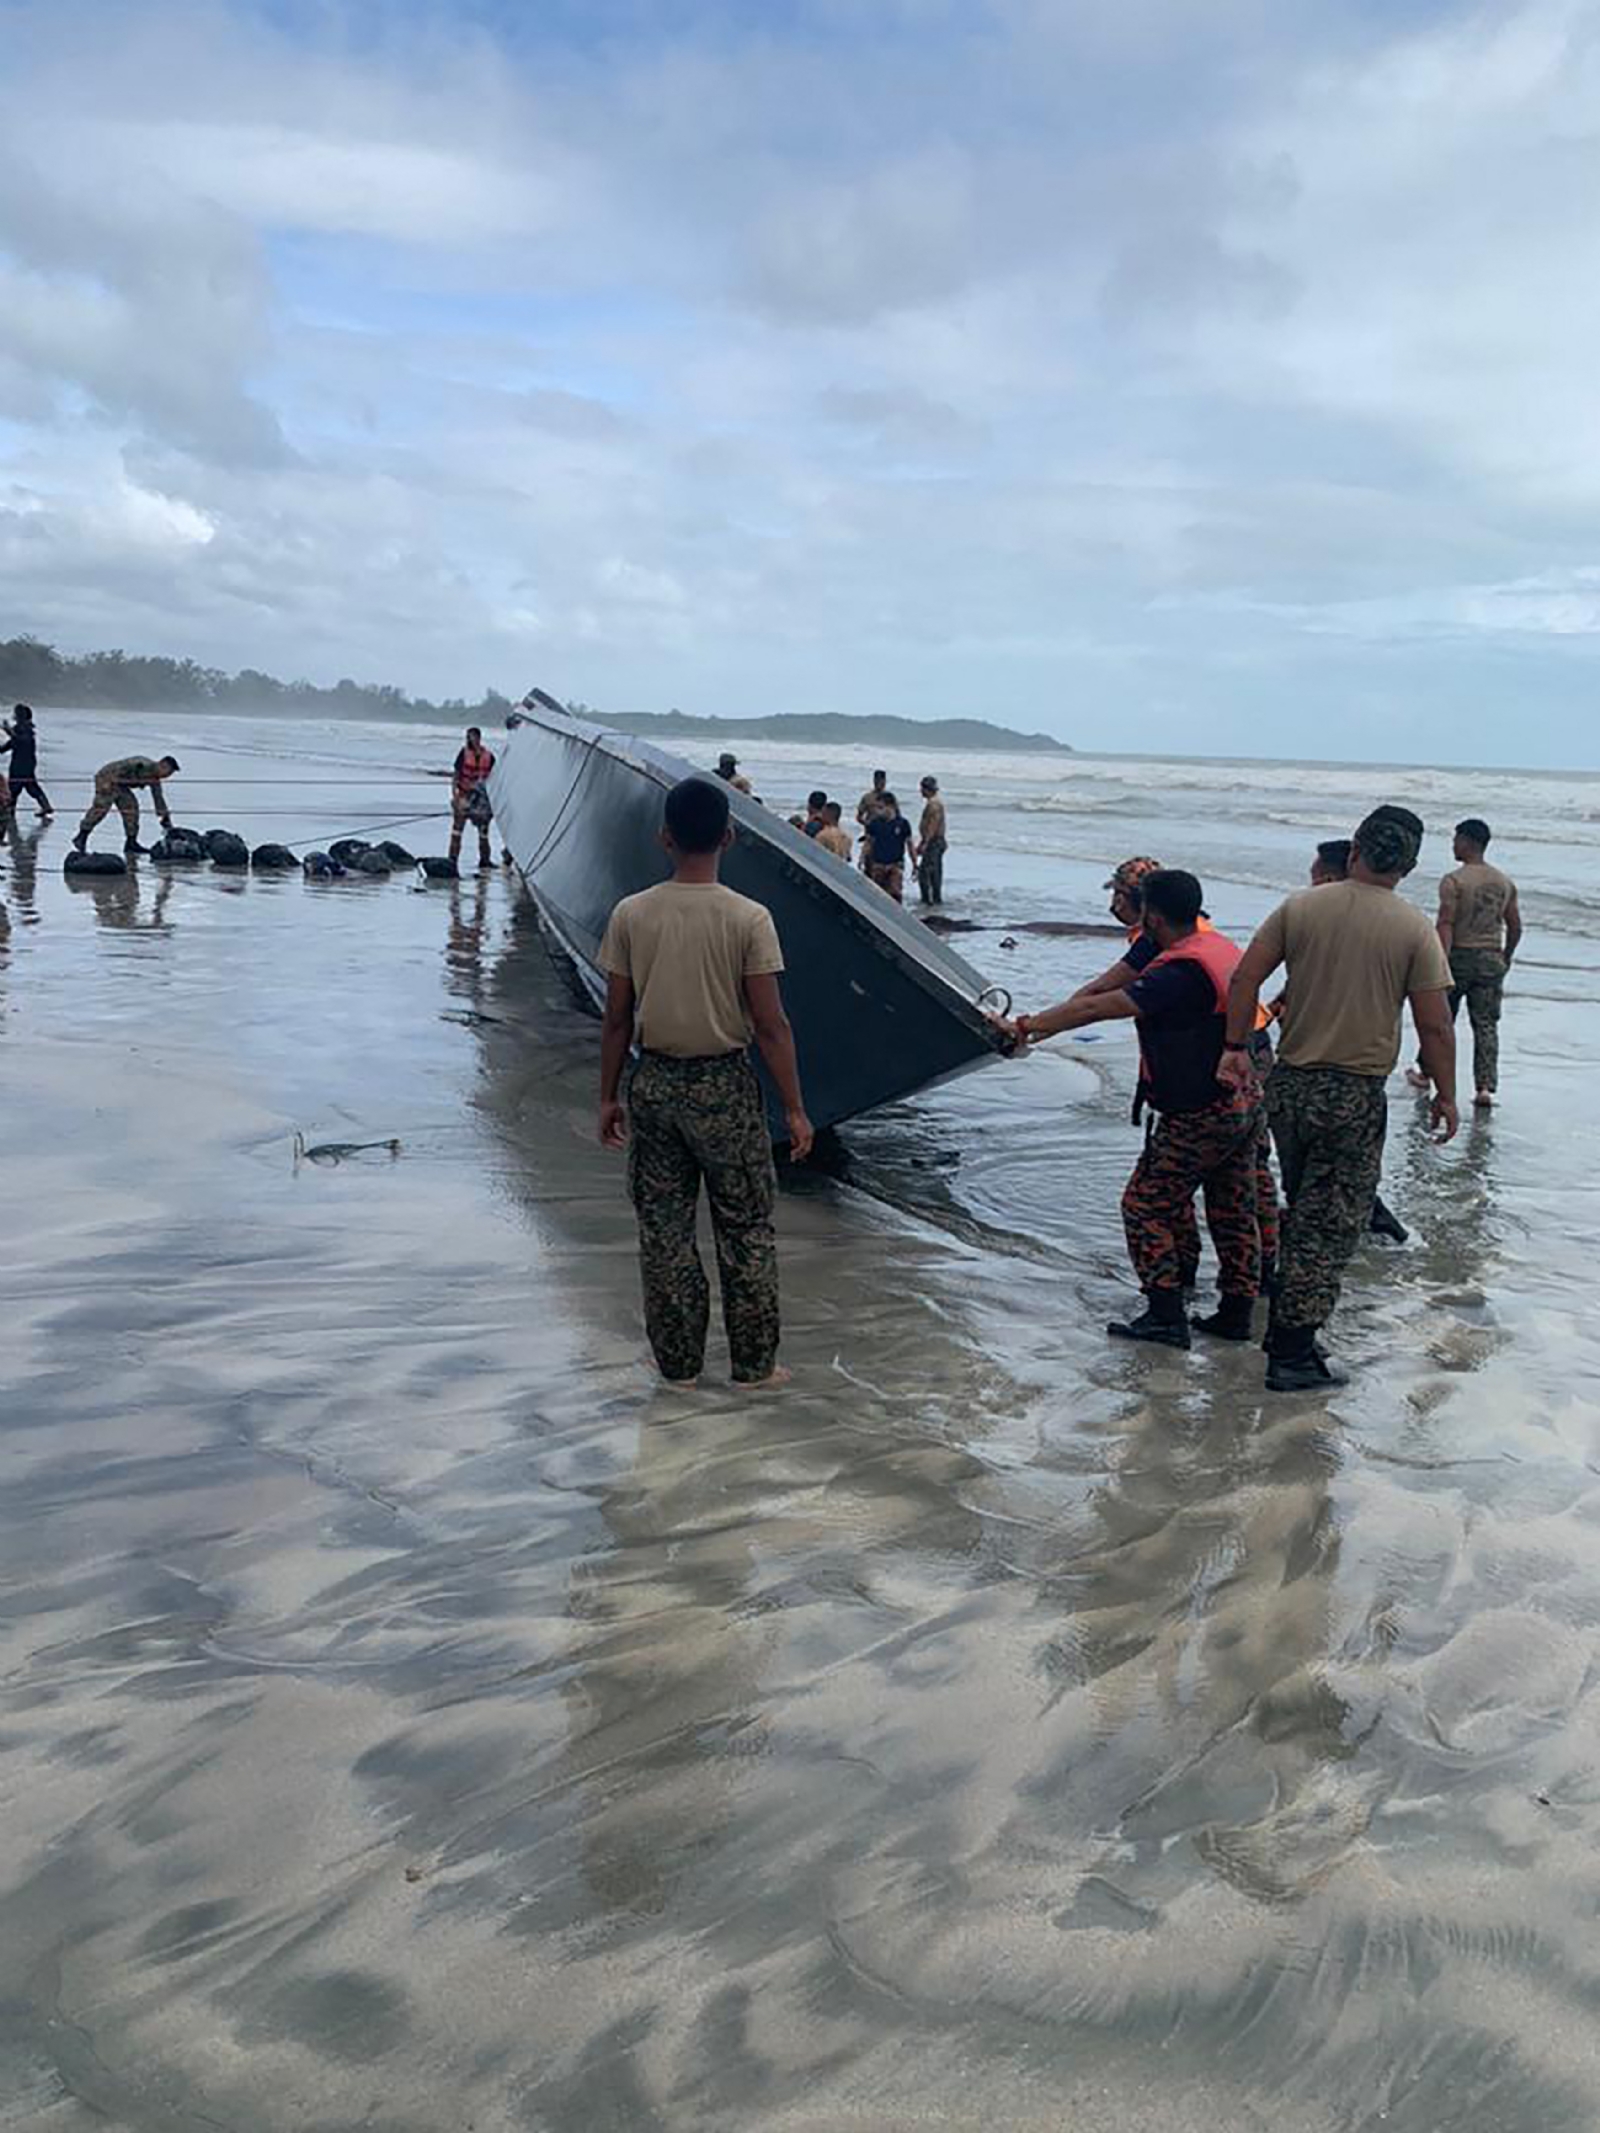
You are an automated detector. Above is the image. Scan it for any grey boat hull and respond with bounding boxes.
[487,704,1007,1133]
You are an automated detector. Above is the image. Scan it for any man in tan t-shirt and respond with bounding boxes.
[1415,816,1521,1108]
[1222,806,1457,1392]
[598,776,813,1387]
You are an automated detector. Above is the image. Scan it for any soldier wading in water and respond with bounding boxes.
[598,777,813,1388]
[1223,806,1458,1392]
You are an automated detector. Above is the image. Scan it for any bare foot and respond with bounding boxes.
[1474,1091,1495,1108]
[1405,1068,1431,1091]
[656,1372,701,1392]
[738,1366,792,1391]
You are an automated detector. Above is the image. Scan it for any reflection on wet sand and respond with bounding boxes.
[3,799,1600,2129]
[63,864,176,932]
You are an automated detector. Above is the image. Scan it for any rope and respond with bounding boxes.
[277,808,445,856]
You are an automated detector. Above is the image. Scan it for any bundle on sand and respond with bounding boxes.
[378,840,416,867]
[417,855,459,880]
[64,850,127,877]
[204,829,250,869]
[251,843,298,871]
[329,838,371,867]
[151,829,207,864]
[302,851,347,879]
[352,849,392,876]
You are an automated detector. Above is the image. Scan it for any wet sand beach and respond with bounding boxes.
[4,716,1600,2130]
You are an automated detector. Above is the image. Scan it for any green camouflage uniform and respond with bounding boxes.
[626,1051,779,1382]
[1267,1063,1388,1333]
[1449,948,1506,1096]
[76,757,171,846]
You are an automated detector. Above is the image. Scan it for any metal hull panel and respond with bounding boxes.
[488,709,1004,1132]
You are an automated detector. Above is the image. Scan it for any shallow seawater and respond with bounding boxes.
[2,712,1600,2130]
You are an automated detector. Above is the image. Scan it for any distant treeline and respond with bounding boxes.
[0,637,510,725]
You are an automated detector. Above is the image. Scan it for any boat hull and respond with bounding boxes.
[487,707,1006,1133]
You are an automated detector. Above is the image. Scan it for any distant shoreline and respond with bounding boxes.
[608,711,1072,754]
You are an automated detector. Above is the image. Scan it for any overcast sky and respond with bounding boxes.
[4,0,1600,763]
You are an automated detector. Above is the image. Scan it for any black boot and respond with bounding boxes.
[1192,1292,1256,1342]
[1108,1288,1191,1350]
[1265,1322,1349,1392]
[124,840,150,856]
[1369,1195,1408,1244]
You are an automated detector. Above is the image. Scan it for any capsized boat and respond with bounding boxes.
[488,692,1011,1133]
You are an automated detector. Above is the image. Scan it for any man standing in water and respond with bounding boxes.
[1222,807,1458,1392]
[1,707,51,821]
[598,777,812,1387]
[1411,817,1521,1110]
[1010,870,1261,1350]
[1070,855,1279,1300]
[861,792,914,900]
[914,775,948,906]
[72,753,180,855]
[449,725,496,873]
[856,768,889,829]
[815,801,854,861]
[1287,836,1407,1245]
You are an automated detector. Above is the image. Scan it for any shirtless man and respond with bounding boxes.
[815,802,854,861]
[913,776,948,905]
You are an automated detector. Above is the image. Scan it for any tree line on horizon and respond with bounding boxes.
[0,636,511,724]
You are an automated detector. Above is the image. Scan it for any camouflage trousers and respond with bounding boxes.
[917,838,946,905]
[1450,947,1506,1096]
[627,1050,779,1383]
[1267,1063,1388,1334]
[76,777,142,845]
[1123,1092,1263,1298]
[1171,1116,1279,1281]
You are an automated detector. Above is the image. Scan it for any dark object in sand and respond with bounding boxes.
[64,849,127,877]
[494,694,1007,1133]
[251,843,298,871]
[151,829,207,864]
[378,840,416,867]
[206,830,250,869]
[293,1131,402,1165]
[923,914,1125,940]
[302,851,347,879]
[329,837,372,867]
[418,855,458,880]
[353,849,392,877]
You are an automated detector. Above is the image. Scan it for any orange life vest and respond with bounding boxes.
[456,744,494,793]
[1134,924,1242,1089]
[1144,923,1241,1007]
[1131,913,1267,1030]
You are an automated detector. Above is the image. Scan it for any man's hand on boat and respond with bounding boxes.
[599,1099,628,1148]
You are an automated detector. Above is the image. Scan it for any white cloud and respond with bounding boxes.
[0,0,1598,762]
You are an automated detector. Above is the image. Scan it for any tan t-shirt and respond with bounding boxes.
[599,882,784,1057]
[1251,881,1452,1075]
[1442,861,1514,951]
[816,825,853,860]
